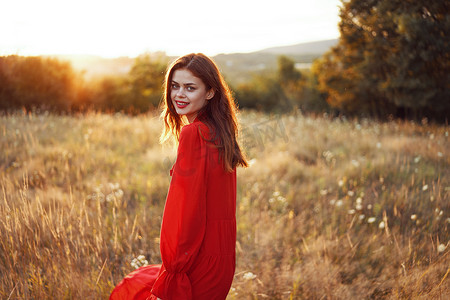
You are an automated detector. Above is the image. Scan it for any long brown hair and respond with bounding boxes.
[160,53,248,172]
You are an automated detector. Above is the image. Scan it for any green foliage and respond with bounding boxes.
[277,55,302,83]
[234,55,333,114]
[128,52,168,110]
[234,74,289,112]
[277,56,332,114]
[313,0,450,120]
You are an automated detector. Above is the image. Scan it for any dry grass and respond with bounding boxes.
[1,109,448,299]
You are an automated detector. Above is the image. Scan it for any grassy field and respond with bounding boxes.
[0,110,448,299]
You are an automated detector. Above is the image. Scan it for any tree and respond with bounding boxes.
[235,75,288,112]
[0,56,77,112]
[128,52,168,111]
[277,55,301,84]
[314,0,449,120]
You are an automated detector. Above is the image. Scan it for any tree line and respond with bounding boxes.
[0,53,325,115]
[0,53,169,114]
[1,0,448,121]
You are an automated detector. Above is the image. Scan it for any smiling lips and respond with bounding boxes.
[175,101,189,108]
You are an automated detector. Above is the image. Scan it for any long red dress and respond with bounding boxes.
[110,114,237,300]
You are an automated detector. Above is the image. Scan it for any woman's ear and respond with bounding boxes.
[206,89,215,100]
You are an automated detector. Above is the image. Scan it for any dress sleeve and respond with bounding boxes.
[151,124,208,300]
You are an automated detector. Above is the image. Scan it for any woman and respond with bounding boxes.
[110,53,248,300]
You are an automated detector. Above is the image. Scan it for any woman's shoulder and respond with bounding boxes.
[181,120,211,141]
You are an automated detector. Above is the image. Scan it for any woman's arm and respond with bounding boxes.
[151,123,208,300]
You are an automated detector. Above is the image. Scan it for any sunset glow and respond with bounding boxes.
[1,0,341,57]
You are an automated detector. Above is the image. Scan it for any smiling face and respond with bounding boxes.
[170,68,214,123]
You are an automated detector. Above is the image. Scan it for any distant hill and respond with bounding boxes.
[213,39,338,85]
[258,39,338,55]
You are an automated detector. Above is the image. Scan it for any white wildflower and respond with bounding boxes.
[414,156,421,163]
[106,193,114,202]
[359,214,365,221]
[320,189,328,196]
[329,199,336,205]
[323,151,335,163]
[379,221,385,229]
[367,217,376,224]
[347,191,355,197]
[336,200,344,207]
[367,204,373,210]
[243,272,257,280]
[114,189,124,198]
[411,214,417,221]
[355,197,363,210]
[338,180,344,187]
[437,152,443,158]
[130,255,148,269]
[348,209,356,215]
[437,244,446,253]
[109,182,120,190]
[422,185,428,191]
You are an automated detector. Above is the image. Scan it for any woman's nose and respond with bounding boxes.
[176,87,186,98]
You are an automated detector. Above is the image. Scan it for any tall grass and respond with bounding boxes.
[0,110,448,299]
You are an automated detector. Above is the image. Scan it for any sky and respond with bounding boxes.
[1,0,341,58]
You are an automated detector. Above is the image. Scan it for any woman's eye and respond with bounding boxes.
[171,84,179,89]
[187,86,195,91]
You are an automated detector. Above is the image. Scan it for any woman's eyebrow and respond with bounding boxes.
[172,80,197,86]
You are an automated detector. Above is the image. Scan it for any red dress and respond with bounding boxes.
[110,115,237,300]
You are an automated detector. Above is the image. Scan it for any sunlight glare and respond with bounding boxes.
[1,0,340,57]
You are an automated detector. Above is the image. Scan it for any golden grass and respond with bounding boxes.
[1,110,448,299]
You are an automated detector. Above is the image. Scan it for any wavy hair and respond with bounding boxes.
[160,53,248,172]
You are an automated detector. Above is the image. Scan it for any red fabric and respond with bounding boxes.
[110,115,236,300]
[109,265,160,300]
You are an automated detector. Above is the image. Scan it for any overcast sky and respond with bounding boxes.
[1,0,341,58]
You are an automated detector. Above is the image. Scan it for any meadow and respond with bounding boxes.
[0,109,448,299]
